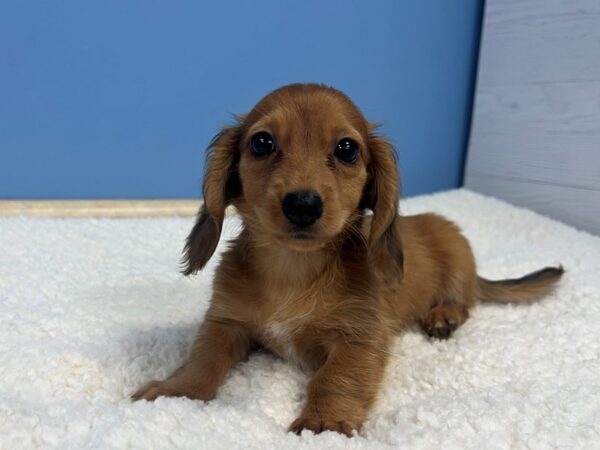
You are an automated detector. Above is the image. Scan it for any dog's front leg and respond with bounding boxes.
[289,336,390,437]
[132,317,252,402]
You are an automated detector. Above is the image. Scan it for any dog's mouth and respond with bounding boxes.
[270,226,329,251]
[289,230,314,240]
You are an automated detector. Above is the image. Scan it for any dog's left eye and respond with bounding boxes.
[250,132,276,157]
[334,138,359,164]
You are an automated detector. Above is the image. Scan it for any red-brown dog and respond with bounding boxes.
[133,83,563,436]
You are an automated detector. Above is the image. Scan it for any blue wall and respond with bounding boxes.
[0,1,483,199]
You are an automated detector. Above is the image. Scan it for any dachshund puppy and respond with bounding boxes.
[132,83,563,436]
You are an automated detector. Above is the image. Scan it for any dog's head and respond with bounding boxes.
[182,83,402,279]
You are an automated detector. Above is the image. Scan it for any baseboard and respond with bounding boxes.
[0,200,202,217]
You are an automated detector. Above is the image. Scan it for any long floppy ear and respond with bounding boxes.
[182,122,243,275]
[360,126,404,282]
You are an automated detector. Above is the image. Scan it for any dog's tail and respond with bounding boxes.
[476,266,564,303]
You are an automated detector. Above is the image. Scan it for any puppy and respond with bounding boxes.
[132,83,563,436]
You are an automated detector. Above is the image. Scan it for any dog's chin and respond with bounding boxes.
[276,230,329,252]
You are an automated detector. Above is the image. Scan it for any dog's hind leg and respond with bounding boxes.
[422,302,469,339]
[421,271,477,339]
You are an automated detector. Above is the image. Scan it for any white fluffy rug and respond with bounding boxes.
[1,189,599,449]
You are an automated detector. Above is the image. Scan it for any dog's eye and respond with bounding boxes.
[334,138,359,164]
[250,132,276,157]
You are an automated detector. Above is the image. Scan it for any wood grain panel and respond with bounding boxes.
[466,174,600,235]
[478,7,600,86]
[485,0,600,20]
[472,82,600,136]
[466,131,600,190]
[466,0,600,235]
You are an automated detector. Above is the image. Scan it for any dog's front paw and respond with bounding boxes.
[289,415,356,437]
[131,379,213,402]
[131,380,174,401]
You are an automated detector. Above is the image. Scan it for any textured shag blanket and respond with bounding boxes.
[1,189,599,449]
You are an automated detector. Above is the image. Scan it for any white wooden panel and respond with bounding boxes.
[467,132,600,190]
[465,0,600,235]
[478,7,600,86]
[467,174,600,235]
[467,80,600,190]
[485,0,600,19]
[472,82,600,136]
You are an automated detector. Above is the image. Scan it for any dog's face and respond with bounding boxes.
[182,84,402,277]
[237,86,369,251]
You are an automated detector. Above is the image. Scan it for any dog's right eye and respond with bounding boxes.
[250,132,276,157]
[334,138,359,164]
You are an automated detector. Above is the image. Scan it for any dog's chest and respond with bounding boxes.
[263,320,299,361]
[261,318,329,371]
[258,292,329,369]
[253,270,336,368]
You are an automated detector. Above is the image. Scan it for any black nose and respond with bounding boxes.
[282,191,323,227]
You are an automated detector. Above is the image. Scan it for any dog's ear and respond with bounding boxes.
[182,122,243,275]
[360,126,403,282]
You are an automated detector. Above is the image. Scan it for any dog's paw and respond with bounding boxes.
[131,380,177,401]
[289,415,356,437]
[423,303,468,339]
[424,317,458,339]
[131,379,213,402]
